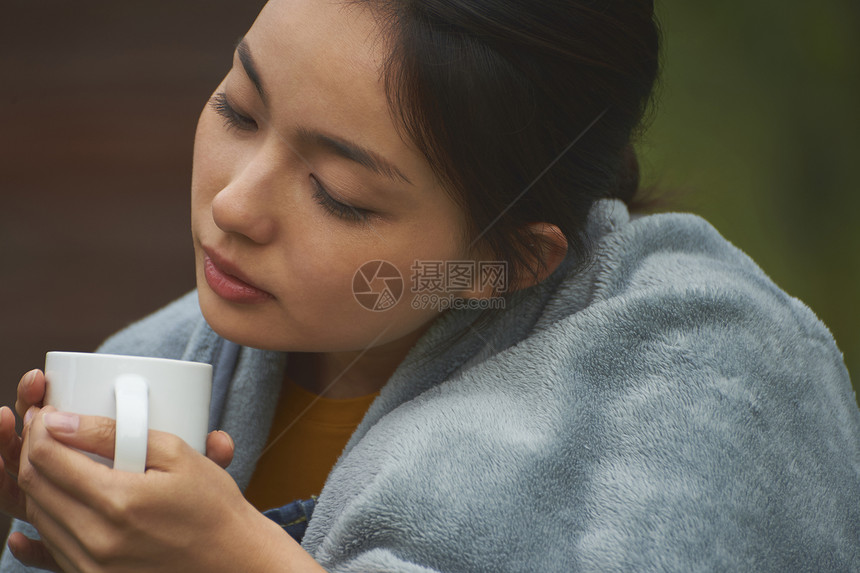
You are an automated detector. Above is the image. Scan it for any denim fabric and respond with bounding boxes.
[262,496,317,544]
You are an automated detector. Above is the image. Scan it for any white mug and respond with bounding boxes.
[44,352,213,473]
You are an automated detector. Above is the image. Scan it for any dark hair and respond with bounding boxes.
[357,0,662,294]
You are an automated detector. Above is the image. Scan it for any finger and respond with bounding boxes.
[42,410,116,462]
[21,409,119,508]
[36,409,198,478]
[19,406,40,451]
[15,370,46,420]
[0,454,27,520]
[17,496,93,573]
[0,406,23,476]
[205,431,234,469]
[144,428,198,471]
[7,532,63,573]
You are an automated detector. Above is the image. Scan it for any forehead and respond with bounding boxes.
[244,0,390,135]
[253,0,384,69]
[240,0,445,190]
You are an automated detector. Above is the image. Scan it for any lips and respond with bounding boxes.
[202,248,273,304]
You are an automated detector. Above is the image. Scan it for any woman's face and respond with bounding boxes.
[191,0,472,353]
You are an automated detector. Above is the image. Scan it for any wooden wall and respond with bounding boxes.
[0,0,266,539]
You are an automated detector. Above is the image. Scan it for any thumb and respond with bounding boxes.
[205,430,234,469]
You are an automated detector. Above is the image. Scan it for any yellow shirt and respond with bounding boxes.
[244,379,378,511]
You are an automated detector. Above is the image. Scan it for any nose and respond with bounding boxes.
[210,151,281,245]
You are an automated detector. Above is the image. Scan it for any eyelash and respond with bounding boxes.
[209,92,371,224]
[311,176,371,223]
[209,92,257,132]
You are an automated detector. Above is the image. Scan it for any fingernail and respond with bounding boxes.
[24,369,38,387]
[43,412,79,433]
[23,407,36,426]
[219,431,234,449]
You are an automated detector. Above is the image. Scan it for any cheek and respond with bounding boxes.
[284,239,374,311]
[191,117,220,202]
[191,106,242,214]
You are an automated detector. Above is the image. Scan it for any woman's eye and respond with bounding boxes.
[209,92,258,132]
[310,176,371,224]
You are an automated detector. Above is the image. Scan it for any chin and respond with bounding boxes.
[197,284,442,354]
[196,287,280,350]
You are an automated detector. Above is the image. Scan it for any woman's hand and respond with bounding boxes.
[1,370,233,523]
[0,406,27,521]
[0,368,239,571]
[12,408,323,573]
[0,369,50,522]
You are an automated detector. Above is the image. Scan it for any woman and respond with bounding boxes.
[1,0,858,571]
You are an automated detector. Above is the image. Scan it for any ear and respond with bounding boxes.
[510,222,568,292]
[462,222,568,300]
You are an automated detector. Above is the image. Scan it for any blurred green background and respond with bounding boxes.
[640,0,859,399]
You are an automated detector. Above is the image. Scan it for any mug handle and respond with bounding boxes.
[113,374,149,473]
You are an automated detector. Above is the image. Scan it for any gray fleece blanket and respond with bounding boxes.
[3,200,859,572]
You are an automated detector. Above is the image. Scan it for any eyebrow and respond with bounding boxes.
[236,39,267,104]
[296,129,413,186]
[237,39,413,187]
